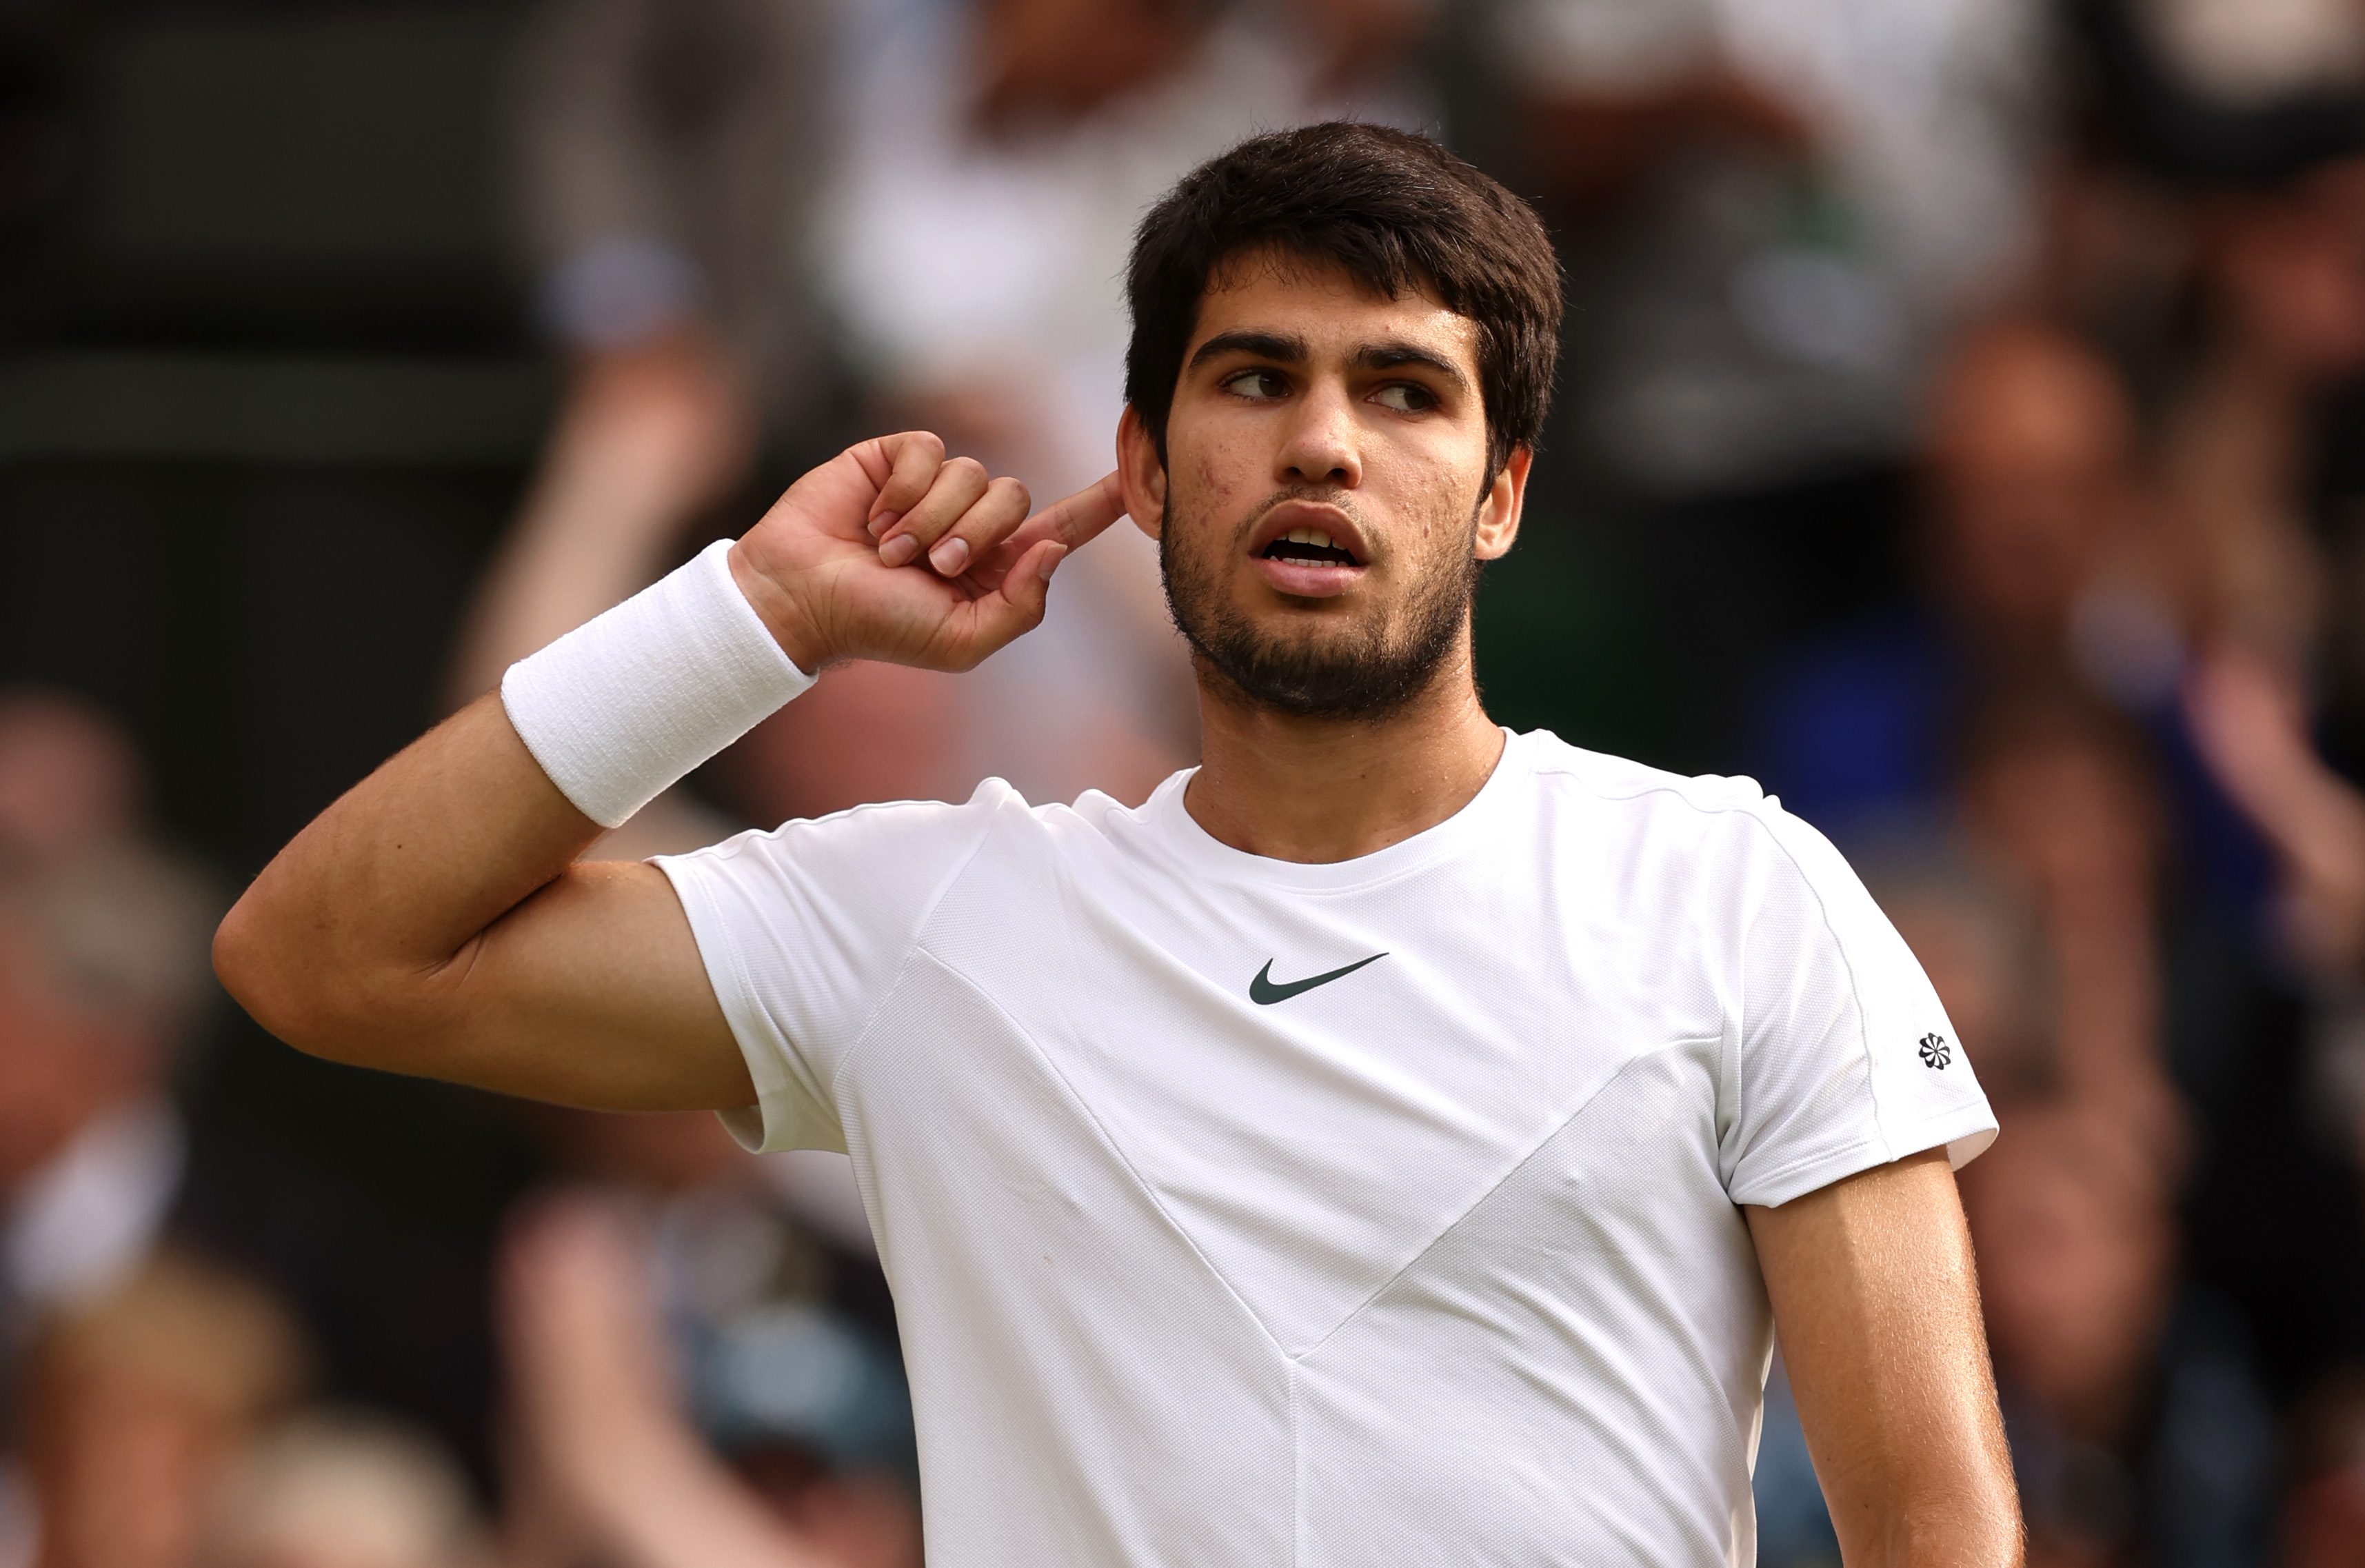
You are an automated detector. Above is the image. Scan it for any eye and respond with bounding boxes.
[1222,369,1289,401]
[1372,382,1438,414]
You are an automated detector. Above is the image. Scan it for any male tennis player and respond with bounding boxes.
[219,123,2020,1566]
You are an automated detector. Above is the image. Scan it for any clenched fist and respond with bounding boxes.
[726,431,1129,675]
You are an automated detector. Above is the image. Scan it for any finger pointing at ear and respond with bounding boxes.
[1000,472,1128,557]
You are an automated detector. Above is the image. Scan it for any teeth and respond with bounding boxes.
[1282,527,1337,549]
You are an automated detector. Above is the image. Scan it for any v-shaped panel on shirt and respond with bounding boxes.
[923,901,1639,1360]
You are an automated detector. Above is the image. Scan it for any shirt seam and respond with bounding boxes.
[1735,1103,1999,1205]
[904,945,1292,1360]
[1507,772,1894,1189]
[1731,810,1895,1166]
[826,820,1005,1111]
[1294,1035,1722,1367]
[1524,754,1898,1152]
[1729,1131,1888,1207]
[661,860,805,1143]
[1136,734,1528,897]
[684,790,986,865]
[1138,833,1496,899]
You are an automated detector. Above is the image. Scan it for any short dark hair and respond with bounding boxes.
[1125,121,1562,481]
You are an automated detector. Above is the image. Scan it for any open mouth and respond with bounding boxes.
[1260,527,1362,569]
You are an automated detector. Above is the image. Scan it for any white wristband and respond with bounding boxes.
[501,539,816,827]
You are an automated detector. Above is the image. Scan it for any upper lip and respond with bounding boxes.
[1249,500,1371,566]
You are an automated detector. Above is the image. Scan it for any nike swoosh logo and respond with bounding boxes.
[1249,952,1389,1005]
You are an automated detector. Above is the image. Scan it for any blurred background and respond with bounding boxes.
[3,0,2365,1562]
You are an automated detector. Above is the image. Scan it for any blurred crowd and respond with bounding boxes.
[8,0,2365,1562]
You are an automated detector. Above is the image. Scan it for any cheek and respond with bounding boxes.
[1167,430,1254,551]
[1192,447,1236,514]
[1387,453,1476,550]
[1372,431,1480,523]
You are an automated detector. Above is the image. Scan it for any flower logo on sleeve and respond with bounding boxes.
[1917,1032,1951,1070]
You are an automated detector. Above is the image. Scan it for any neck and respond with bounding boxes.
[1182,632,1506,863]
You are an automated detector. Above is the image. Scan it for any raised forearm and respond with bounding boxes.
[214,436,1122,1109]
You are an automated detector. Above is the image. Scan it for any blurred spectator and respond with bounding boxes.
[2156,161,2365,669]
[465,0,823,712]
[1960,1104,2275,1568]
[1752,319,2164,834]
[1495,0,2049,492]
[513,0,829,423]
[0,691,221,1548]
[1957,692,2186,1169]
[18,1250,310,1568]
[0,696,143,873]
[199,1412,493,1568]
[492,0,834,641]
[499,1191,917,1568]
[2185,643,2365,983]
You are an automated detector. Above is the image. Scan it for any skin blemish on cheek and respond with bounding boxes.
[1194,451,1234,512]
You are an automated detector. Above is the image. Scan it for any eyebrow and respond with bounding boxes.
[1186,330,1308,374]
[1184,330,1471,394]
[1351,341,1470,393]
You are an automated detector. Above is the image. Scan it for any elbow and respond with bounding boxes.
[214,890,333,1056]
[213,892,285,1030]
[212,892,413,1070]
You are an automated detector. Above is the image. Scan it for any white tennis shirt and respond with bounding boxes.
[656,729,1997,1567]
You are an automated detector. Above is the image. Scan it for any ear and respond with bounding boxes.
[1473,446,1531,561]
[1116,405,1168,541]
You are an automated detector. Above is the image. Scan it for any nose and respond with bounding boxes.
[1276,379,1362,490]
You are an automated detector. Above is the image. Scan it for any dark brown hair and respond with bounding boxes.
[1124,122,1562,481]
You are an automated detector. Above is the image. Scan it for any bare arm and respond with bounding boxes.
[1747,1149,2023,1568]
[214,432,1127,1112]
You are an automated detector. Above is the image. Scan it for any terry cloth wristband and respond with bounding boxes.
[501,539,816,827]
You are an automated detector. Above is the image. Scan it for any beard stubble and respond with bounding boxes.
[1158,483,1485,721]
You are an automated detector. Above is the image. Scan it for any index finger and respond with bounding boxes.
[1003,471,1128,554]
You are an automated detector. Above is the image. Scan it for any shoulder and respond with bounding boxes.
[658,776,1071,909]
[1516,730,1857,909]
[1522,730,1764,810]
[1520,731,1789,838]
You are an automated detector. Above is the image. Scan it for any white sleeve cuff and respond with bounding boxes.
[501,539,816,827]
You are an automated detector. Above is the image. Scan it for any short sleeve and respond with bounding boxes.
[1720,805,1997,1208]
[654,783,1013,1154]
